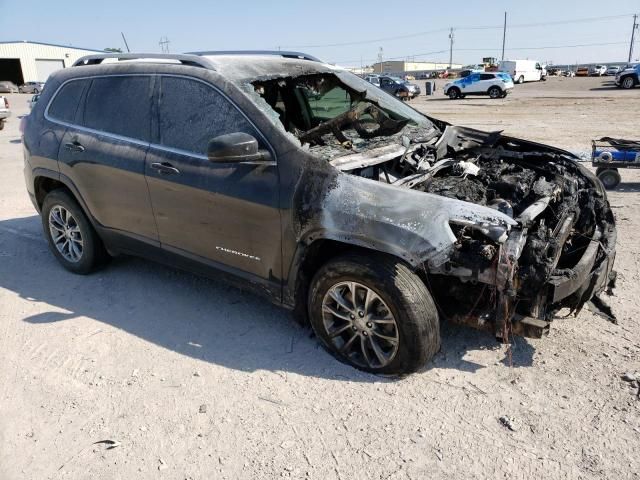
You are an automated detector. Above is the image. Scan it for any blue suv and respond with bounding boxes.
[615,64,639,89]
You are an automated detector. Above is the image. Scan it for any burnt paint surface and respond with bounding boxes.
[23,60,617,324]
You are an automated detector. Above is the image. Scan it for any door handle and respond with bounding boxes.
[64,141,85,152]
[150,162,180,175]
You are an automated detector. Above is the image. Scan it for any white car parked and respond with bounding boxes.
[443,72,514,100]
[589,65,607,76]
[364,75,380,87]
[0,95,10,130]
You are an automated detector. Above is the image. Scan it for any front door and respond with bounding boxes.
[145,75,281,285]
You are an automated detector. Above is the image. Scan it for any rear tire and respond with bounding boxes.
[308,253,440,375]
[517,75,525,84]
[597,169,621,190]
[41,189,108,274]
[0,121,4,131]
[448,87,461,100]
[488,86,502,99]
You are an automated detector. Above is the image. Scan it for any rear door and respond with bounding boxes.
[56,75,158,243]
[145,75,281,285]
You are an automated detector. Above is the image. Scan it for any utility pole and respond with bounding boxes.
[159,36,170,53]
[121,32,130,53]
[377,47,384,73]
[448,28,454,68]
[629,14,638,63]
[501,12,507,62]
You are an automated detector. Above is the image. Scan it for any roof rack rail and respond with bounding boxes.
[72,53,215,69]
[186,50,322,63]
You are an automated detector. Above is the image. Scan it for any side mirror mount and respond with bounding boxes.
[207,132,270,163]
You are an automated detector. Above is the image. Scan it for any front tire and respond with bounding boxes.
[621,76,636,89]
[448,87,461,100]
[41,189,108,274]
[308,253,440,374]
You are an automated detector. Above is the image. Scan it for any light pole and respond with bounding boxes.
[629,14,638,63]
[501,12,507,62]
[448,28,454,68]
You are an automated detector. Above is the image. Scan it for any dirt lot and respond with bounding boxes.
[1,76,639,480]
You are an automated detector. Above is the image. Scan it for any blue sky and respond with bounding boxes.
[1,0,638,66]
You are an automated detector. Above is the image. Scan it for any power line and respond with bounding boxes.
[334,50,448,66]
[282,27,449,49]
[331,41,629,65]
[281,13,635,50]
[458,40,629,52]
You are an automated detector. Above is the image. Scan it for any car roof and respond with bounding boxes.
[69,52,342,83]
[199,54,342,81]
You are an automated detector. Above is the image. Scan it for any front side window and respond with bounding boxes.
[479,74,494,80]
[82,76,151,141]
[48,79,89,123]
[158,76,257,155]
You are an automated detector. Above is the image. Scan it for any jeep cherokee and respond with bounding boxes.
[22,52,617,374]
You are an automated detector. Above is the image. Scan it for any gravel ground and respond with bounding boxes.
[1,76,639,480]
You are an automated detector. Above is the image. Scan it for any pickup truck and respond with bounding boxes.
[0,96,10,130]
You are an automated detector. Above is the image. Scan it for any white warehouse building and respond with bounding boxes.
[0,41,102,85]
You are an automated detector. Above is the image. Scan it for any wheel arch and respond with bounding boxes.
[286,236,424,325]
[33,170,95,227]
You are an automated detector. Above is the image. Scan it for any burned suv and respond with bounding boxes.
[22,52,616,374]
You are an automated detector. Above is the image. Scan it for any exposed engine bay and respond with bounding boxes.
[253,72,617,338]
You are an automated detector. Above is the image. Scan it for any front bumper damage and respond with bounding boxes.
[250,69,617,340]
[495,219,616,339]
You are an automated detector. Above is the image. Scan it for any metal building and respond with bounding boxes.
[372,60,462,75]
[0,41,102,84]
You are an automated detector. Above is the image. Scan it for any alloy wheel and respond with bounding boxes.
[321,281,399,369]
[48,205,84,262]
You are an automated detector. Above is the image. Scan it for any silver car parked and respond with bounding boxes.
[19,81,45,94]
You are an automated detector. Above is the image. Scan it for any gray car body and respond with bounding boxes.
[22,54,616,328]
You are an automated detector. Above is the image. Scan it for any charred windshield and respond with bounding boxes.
[252,72,434,151]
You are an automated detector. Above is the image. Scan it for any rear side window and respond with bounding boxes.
[158,76,257,155]
[82,76,151,141]
[479,74,495,80]
[48,80,88,123]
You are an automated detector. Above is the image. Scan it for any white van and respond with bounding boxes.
[499,60,546,84]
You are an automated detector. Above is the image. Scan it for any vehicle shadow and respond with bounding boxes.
[589,86,622,91]
[614,182,640,193]
[0,215,530,380]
